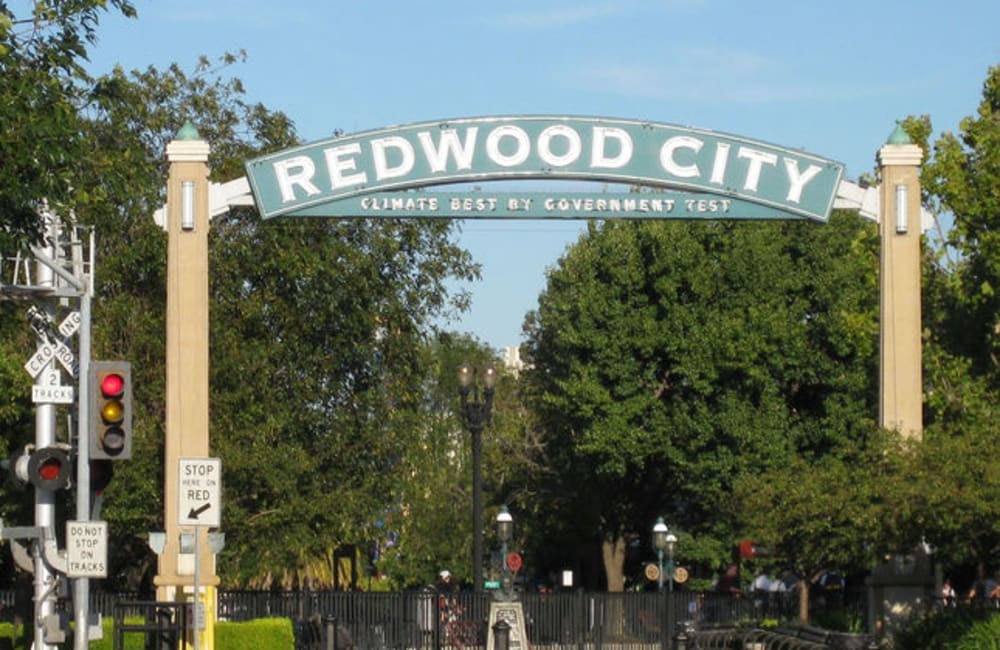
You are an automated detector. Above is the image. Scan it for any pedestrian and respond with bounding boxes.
[715,564,742,596]
[941,578,956,607]
[436,569,457,594]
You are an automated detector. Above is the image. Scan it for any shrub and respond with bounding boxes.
[216,618,295,650]
[9,616,297,650]
[953,613,1000,650]
[893,608,1000,650]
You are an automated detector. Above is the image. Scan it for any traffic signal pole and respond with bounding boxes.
[73,285,93,650]
[2,207,95,647]
[33,213,58,650]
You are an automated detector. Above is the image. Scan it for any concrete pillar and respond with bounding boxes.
[868,125,931,641]
[876,125,924,440]
[155,122,218,649]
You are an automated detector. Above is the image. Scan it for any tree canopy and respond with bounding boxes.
[0,1,136,248]
[521,211,881,590]
[0,1,482,588]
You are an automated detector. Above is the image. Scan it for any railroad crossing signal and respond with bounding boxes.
[5,446,73,491]
[90,361,132,460]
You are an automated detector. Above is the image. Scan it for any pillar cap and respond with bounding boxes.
[166,126,210,162]
[886,121,912,145]
[877,122,922,167]
[175,121,201,141]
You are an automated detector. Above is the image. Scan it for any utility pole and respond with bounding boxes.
[1,206,96,649]
[33,211,60,650]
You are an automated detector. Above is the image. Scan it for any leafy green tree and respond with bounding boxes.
[731,437,895,622]
[901,65,1000,583]
[521,212,880,591]
[732,66,1000,619]
[920,65,1000,387]
[0,35,481,589]
[375,332,494,588]
[0,1,135,248]
[0,0,140,586]
[209,210,477,587]
[69,55,307,587]
[375,332,542,589]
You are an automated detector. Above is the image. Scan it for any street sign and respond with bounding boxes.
[32,383,74,404]
[52,340,77,377]
[58,311,81,338]
[24,343,55,378]
[178,458,221,527]
[32,368,73,404]
[186,602,206,630]
[66,521,108,578]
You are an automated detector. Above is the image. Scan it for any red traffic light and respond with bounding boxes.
[100,372,125,398]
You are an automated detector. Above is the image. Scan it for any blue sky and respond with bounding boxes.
[83,1,1000,351]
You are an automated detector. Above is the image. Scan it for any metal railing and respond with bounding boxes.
[0,588,869,650]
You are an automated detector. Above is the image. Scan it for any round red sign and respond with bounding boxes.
[506,552,523,572]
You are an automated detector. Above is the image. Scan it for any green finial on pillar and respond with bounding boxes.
[176,121,201,141]
[886,121,912,145]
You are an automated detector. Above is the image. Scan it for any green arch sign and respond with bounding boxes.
[244,116,843,222]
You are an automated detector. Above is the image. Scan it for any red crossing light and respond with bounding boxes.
[27,447,72,491]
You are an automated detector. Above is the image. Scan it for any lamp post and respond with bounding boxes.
[457,363,497,592]
[653,518,679,650]
[496,505,513,598]
[653,518,668,592]
[665,531,677,592]
[653,517,678,592]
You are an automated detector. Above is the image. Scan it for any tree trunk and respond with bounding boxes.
[602,536,626,592]
[797,577,810,624]
[602,536,627,641]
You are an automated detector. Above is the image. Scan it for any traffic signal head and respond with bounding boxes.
[90,361,132,460]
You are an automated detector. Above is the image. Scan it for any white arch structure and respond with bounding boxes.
[153,175,932,231]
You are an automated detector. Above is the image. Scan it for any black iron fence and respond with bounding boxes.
[0,588,869,650]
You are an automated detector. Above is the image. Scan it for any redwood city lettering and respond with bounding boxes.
[270,124,823,205]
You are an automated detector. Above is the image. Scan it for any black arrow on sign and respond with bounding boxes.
[188,503,211,520]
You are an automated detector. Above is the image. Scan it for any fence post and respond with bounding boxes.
[492,619,510,650]
[665,591,675,650]
[673,623,687,650]
[328,613,338,650]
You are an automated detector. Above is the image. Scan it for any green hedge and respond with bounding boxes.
[894,608,1000,650]
[0,617,295,650]
[215,619,295,650]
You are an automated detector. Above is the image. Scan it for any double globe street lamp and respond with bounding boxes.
[652,517,678,592]
[457,363,497,592]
